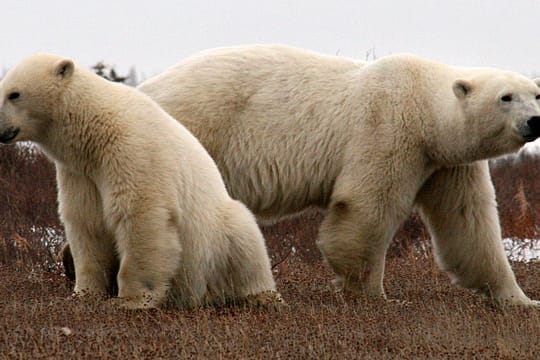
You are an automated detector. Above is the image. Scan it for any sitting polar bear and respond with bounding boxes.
[137,45,540,307]
[0,53,280,309]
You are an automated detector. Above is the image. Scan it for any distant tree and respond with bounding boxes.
[91,62,129,84]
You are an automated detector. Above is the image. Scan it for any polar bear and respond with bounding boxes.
[135,45,540,307]
[0,53,280,309]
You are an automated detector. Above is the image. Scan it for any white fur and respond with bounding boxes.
[0,53,278,309]
[138,44,540,307]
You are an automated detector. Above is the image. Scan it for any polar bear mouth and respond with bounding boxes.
[522,128,540,142]
[523,116,540,142]
[0,127,20,143]
[523,134,539,142]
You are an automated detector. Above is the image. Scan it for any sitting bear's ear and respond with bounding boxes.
[453,79,473,99]
[54,59,74,80]
[534,78,540,88]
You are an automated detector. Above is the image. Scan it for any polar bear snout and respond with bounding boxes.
[0,126,19,144]
[527,115,540,131]
[524,115,540,141]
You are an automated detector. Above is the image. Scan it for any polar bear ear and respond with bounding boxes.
[54,59,74,80]
[453,79,473,99]
[534,78,540,88]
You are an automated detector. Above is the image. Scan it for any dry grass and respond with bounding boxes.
[1,255,539,358]
[0,145,539,358]
[491,152,540,239]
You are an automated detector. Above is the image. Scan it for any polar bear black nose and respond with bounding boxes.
[528,116,540,132]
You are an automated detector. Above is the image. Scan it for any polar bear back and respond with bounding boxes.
[141,45,366,216]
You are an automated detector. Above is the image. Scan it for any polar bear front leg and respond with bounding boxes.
[318,200,397,299]
[317,170,415,299]
[112,207,182,309]
[317,148,425,301]
[56,167,118,296]
[416,161,539,307]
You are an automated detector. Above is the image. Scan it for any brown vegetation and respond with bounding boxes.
[0,145,63,273]
[1,252,539,358]
[491,151,540,239]
[0,145,539,358]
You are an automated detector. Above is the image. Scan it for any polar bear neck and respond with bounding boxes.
[422,96,477,166]
[350,56,477,168]
[41,70,129,177]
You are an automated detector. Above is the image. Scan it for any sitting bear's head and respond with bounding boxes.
[0,53,74,144]
[452,72,540,150]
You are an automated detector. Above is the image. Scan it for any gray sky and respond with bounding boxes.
[2,0,540,79]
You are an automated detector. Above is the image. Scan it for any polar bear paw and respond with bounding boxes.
[245,290,285,309]
[111,292,161,310]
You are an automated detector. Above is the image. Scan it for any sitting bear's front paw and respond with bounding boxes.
[245,290,285,309]
[110,292,161,310]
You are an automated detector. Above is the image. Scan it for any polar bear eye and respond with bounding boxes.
[536,94,540,100]
[7,92,20,101]
[500,94,513,102]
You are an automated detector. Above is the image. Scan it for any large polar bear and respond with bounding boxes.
[136,45,540,307]
[0,53,280,309]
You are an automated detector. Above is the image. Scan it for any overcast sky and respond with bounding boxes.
[2,0,540,80]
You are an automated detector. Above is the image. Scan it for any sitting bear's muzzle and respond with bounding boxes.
[524,115,540,142]
[0,126,19,144]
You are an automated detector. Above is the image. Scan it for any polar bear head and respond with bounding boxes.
[451,71,540,158]
[0,53,74,144]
